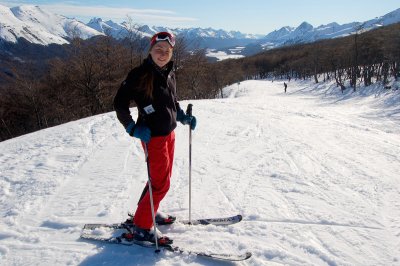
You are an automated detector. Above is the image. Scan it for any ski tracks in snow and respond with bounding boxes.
[182,80,400,265]
[1,79,400,265]
[0,112,149,265]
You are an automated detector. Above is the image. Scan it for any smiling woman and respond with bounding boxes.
[150,41,173,68]
[112,31,197,245]
[149,32,175,68]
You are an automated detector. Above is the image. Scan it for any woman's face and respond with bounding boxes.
[150,41,173,68]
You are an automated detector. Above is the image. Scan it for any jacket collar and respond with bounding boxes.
[144,56,174,78]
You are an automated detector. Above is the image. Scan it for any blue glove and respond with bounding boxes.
[189,116,196,130]
[126,121,151,143]
[177,108,196,130]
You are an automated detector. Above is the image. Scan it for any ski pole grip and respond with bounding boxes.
[186,104,193,116]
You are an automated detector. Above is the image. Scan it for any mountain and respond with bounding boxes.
[258,8,400,49]
[86,17,152,39]
[86,7,400,52]
[209,8,400,60]
[89,22,262,49]
[0,4,261,49]
[0,4,101,45]
[1,4,400,58]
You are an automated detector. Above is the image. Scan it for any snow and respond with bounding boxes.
[262,8,400,49]
[206,49,245,61]
[0,4,102,45]
[1,79,400,265]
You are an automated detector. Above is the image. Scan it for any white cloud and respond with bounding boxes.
[1,2,198,26]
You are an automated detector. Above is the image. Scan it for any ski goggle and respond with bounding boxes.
[150,32,176,48]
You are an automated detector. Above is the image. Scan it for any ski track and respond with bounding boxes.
[1,79,400,265]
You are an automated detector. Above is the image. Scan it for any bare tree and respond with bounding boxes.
[123,15,147,68]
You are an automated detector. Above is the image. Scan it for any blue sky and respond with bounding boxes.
[1,0,399,34]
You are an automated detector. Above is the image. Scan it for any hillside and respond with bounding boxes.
[1,79,399,265]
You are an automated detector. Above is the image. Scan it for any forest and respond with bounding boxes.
[0,22,399,141]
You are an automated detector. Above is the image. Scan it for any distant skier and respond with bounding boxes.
[113,32,197,245]
[284,82,287,93]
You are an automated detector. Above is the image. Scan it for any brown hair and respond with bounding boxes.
[139,66,154,100]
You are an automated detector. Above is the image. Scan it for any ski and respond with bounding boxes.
[83,214,242,230]
[80,233,252,261]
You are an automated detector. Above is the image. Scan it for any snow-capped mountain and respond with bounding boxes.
[89,21,260,41]
[0,4,102,45]
[172,27,260,39]
[261,8,400,49]
[0,4,263,47]
[86,18,114,35]
[86,17,152,39]
[1,4,400,53]
[83,21,262,50]
[83,6,400,54]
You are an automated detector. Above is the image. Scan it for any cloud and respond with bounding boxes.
[2,2,199,26]
[54,4,198,27]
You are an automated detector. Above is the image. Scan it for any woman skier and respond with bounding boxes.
[113,32,196,245]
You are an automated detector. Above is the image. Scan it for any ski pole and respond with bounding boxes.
[186,104,193,225]
[144,143,160,253]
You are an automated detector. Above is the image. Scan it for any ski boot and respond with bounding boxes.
[155,211,176,225]
[123,212,176,226]
[121,226,173,245]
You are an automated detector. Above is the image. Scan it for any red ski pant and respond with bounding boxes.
[134,131,175,229]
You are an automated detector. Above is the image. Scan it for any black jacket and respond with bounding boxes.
[113,57,180,136]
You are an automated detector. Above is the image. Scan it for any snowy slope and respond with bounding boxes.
[1,79,400,265]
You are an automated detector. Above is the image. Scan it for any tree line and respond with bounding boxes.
[0,34,210,140]
[227,22,400,91]
[1,22,399,141]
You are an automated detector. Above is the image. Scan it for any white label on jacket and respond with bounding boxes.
[143,105,155,114]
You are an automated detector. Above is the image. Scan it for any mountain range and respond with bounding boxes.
[1,4,400,56]
[261,8,400,49]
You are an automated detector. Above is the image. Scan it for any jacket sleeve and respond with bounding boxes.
[113,72,136,129]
